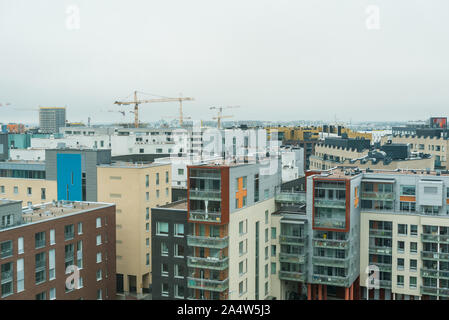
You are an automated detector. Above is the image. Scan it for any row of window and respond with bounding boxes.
[145,172,170,187]
[0,186,46,200]
[156,222,184,237]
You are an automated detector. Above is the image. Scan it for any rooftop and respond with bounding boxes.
[312,167,449,179]
[98,161,169,169]
[159,200,188,210]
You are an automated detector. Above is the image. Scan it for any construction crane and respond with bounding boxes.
[210,106,240,129]
[114,91,194,128]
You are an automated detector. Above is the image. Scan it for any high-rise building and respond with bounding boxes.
[0,199,116,300]
[39,107,66,134]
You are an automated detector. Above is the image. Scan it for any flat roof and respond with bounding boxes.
[98,161,169,169]
[159,200,188,210]
[313,167,449,179]
[21,201,113,224]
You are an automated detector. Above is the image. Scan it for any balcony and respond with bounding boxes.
[189,189,221,201]
[279,252,307,264]
[421,286,439,296]
[421,251,449,261]
[369,229,393,238]
[279,235,307,246]
[275,192,306,204]
[189,211,221,223]
[312,256,350,268]
[421,269,449,279]
[313,218,346,230]
[313,238,349,249]
[279,271,306,282]
[422,234,449,244]
[0,270,12,283]
[361,191,395,201]
[378,280,392,289]
[187,277,229,292]
[368,246,392,255]
[312,274,350,287]
[187,236,229,249]
[314,199,346,209]
[187,256,229,270]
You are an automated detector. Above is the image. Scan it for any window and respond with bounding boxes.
[96,269,102,281]
[174,264,185,278]
[397,258,404,271]
[27,187,32,196]
[0,186,4,194]
[65,244,74,272]
[271,262,276,274]
[265,228,269,243]
[35,231,45,249]
[156,190,160,198]
[397,275,404,287]
[156,173,160,185]
[1,262,13,297]
[78,222,83,235]
[174,224,184,237]
[410,225,418,236]
[239,241,245,256]
[161,242,169,256]
[239,261,244,275]
[239,281,245,296]
[97,289,102,300]
[166,188,169,196]
[13,186,18,194]
[36,292,46,300]
[410,259,417,271]
[410,242,418,253]
[77,241,83,269]
[165,171,169,183]
[264,282,268,296]
[161,263,169,276]
[146,192,150,201]
[265,264,269,278]
[145,175,149,187]
[146,208,150,220]
[271,227,276,240]
[178,168,184,175]
[400,185,416,196]
[265,246,269,260]
[146,238,150,247]
[146,223,150,232]
[64,224,74,240]
[264,189,269,199]
[174,244,185,257]
[96,235,102,246]
[49,249,55,280]
[265,210,269,224]
[50,229,55,245]
[96,217,101,228]
[174,284,184,298]
[239,221,244,235]
[398,224,408,236]
[17,259,24,292]
[157,222,169,235]
[271,245,276,257]
[146,253,150,266]
[35,252,46,284]
[410,276,417,289]
[41,188,46,200]
[161,283,169,297]
[1,240,12,259]
[398,241,405,253]
[96,252,102,263]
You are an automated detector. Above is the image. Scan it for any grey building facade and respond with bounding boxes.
[39,107,66,134]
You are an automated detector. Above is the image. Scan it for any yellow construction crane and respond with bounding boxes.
[114,91,194,128]
[210,106,240,129]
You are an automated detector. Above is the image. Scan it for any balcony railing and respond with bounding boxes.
[361,191,395,201]
[313,238,349,249]
[189,190,221,200]
[279,235,307,246]
[189,211,221,223]
[314,199,346,209]
[422,234,449,244]
[368,246,392,255]
[0,248,12,259]
[187,277,229,292]
[279,271,306,282]
[312,274,350,287]
[0,270,12,283]
[369,229,393,238]
[275,192,306,203]
[279,252,307,264]
[368,263,392,272]
[312,256,350,268]
[421,269,449,279]
[313,219,346,230]
[187,256,229,270]
[378,280,392,288]
[187,236,229,249]
[421,251,449,261]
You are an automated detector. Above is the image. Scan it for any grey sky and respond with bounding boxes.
[1,0,449,125]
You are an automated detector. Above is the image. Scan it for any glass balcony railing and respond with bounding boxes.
[189,190,221,200]
[421,251,449,261]
[187,277,229,292]
[187,236,229,249]
[369,229,393,238]
[361,191,395,201]
[378,280,392,288]
[279,271,306,282]
[313,238,349,249]
[421,286,439,296]
[0,270,12,283]
[189,211,221,223]
[279,252,307,264]
[369,263,392,272]
[275,192,306,203]
[312,274,350,287]
[187,256,229,270]
[368,246,392,255]
[312,256,350,268]
[421,269,449,279]
[279,235,307,246]
[422,234,449,243]
[314,199,346,209]
[313,218,346,230]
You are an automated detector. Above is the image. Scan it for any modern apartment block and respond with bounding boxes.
[0,133,8,161]
[186,160,281,300]
[151,200,189,300]
[0,199,116,300]
[359,169,449,300]
[97,162,171,298]
[39,107,66,134]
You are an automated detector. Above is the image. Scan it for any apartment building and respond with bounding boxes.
[151,200,189,300]
[0,199,116,300]
[359,169,449,300]
[186,160,281,300]
[39,107,66,134]
[97,162,171,298]
[0,133,8,161]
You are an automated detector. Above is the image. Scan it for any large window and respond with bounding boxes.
[174,224,184,237]
[0,240,12,259]
[400,185,416,196]
[157,222,169,236]
[35,232,45,249]
[1,262,13,297]
[35,252,46,284]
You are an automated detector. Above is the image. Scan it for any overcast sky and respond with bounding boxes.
[1,0,449,125]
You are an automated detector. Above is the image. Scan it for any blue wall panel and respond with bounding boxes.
[57,153,82,201]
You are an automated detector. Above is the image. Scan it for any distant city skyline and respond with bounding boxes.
[1,0,449,124]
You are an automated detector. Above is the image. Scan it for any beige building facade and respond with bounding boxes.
[0,178,57,206]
